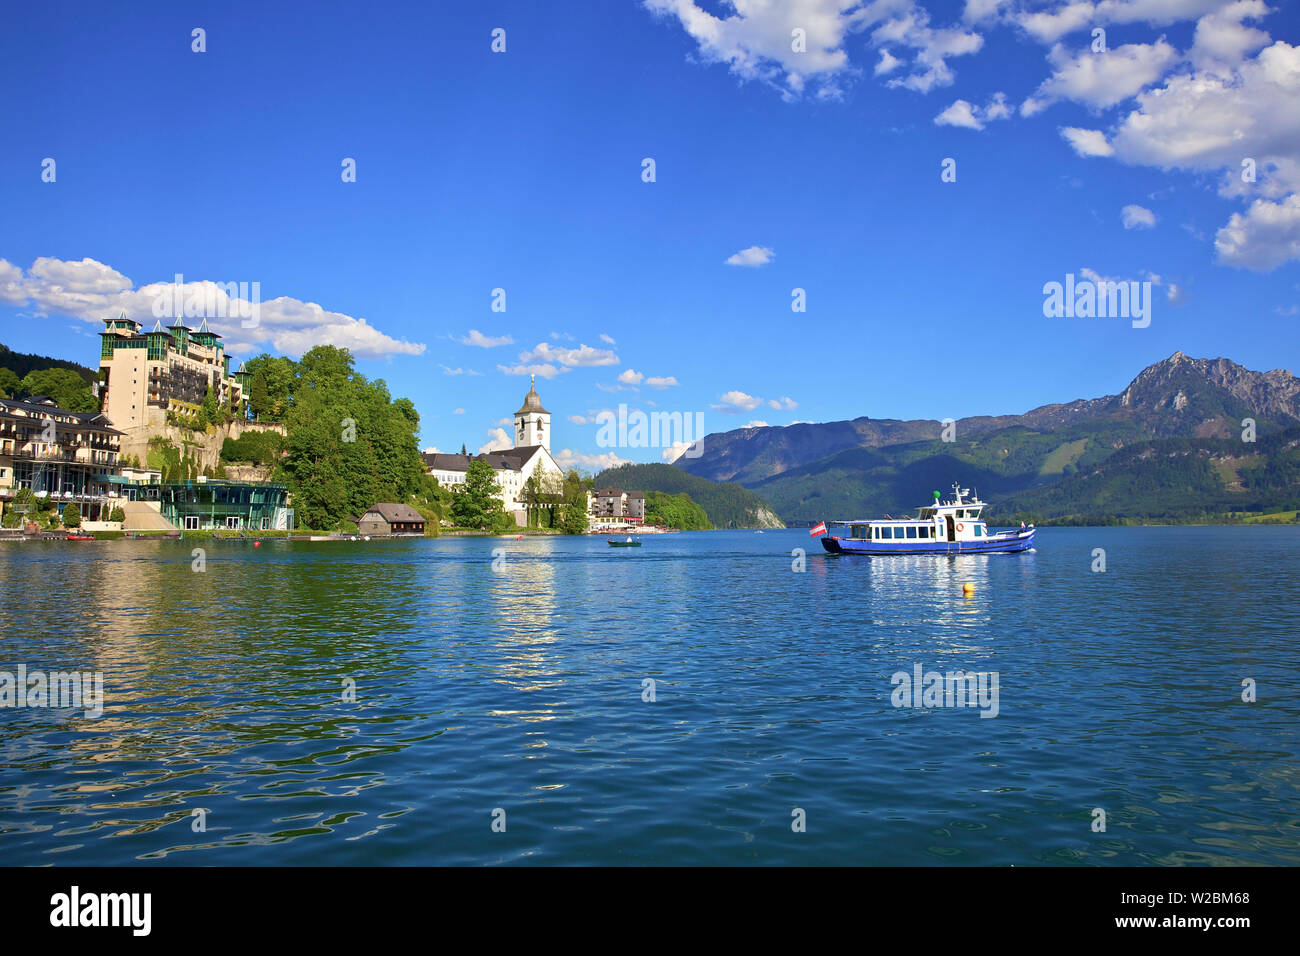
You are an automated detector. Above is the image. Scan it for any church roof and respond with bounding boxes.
[515,377,549,416]
[422,445,547,475]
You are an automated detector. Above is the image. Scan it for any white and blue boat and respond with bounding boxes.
[820,484,1034,556]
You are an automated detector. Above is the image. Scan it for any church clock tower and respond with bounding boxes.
[514,375,550,450]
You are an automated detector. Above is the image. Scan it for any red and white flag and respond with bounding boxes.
[809,521,827,537]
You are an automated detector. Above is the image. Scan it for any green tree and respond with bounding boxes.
[558,501,588,535]
[201,384,219,427]
[451,460,509,530]
[556,469,590,535]
[250,368,271,419]
[109,506,126,523]
[242,354,297,419]
[17,368,97,412]
[0,367,20,397]
[62,503,81,528]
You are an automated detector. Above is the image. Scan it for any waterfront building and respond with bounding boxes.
[358,503,427,536]
[0,396,124,522]
[424,377,565,526]
[588,488,646,529]
[127,478,293,531]
[99,313,250,429]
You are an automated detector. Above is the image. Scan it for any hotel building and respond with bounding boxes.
[99,313,251,429]
[0,395,124,522]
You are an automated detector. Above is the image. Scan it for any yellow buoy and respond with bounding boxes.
[962,582,974,595]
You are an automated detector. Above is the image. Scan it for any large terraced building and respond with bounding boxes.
[99,313,251,429]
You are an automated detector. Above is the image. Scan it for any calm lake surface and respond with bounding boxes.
[1,527,1297,866]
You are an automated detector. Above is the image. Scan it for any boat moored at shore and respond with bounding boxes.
[820,484,1034,555]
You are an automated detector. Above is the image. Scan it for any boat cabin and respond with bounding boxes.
[840,485,990,544]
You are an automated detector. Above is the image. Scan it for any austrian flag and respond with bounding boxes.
[809,522,827,537]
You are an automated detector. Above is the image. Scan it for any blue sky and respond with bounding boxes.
[2,0,1298,469]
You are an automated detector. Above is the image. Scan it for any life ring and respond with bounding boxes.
[956,522,965,532]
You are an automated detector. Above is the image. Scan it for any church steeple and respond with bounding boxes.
[514,375,550,450]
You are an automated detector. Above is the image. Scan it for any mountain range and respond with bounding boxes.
[674,353,1300,524]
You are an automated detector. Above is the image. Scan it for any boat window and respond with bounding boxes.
[882,527,894,539]
[919,526,929,538]
[974,524,983,537]
[905,526,917,538]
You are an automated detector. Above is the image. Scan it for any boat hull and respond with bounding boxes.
[820,529,1035,555]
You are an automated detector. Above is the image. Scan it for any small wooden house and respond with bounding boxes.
[358,503,426,536]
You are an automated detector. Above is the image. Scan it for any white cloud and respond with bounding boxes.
[453,408,465,415]
[662,439,703,463]
[713,390,764,413]
[645,375,679,388]
[422,446,441,454]
[440,364,483,376]
[1061,31,1300,270]
[874,6,985,94]
[460,329,514,348]
[725,245,775,267]
[934,99,981,129]
[498,363,565,379]
[963,0,1010,23]
[744,419,770,428]
[1191,0,1272,74]
[1016,2,1094,44]
[1015,0,1229,46]
[519,341,619,367]
[599,332,616,344]
[479,427,512,454]
[618,368,645,385]
[645,0,988,99]
[555,448,631,472]
[875,48,902,75]
[1022,39,1178,116]
[1122,204,1157,229]
[0,259,26,305]
[0,257,425,358]
[934,92,1009,130]
[1060,126,1114,157]
[1107,41,1300,188]
[642,0,869,100]
[766,396,798,410]
[1215,194,1300,271]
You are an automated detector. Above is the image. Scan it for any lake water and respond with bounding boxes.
[1,527,1297,865]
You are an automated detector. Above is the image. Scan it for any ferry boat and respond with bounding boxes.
[820,484,1034,555]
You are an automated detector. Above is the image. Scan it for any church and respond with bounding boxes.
[422,377,565,527]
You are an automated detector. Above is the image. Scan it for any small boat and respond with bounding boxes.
[65,534,97,541]
[608,537,642,547]
[820,484,1034,555]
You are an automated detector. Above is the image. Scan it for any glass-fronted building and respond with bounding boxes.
[146,480,292,530]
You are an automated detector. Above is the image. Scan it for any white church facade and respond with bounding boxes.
[423,377,565,527]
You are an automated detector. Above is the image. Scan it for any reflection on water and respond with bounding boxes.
[1,528,1298,865]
